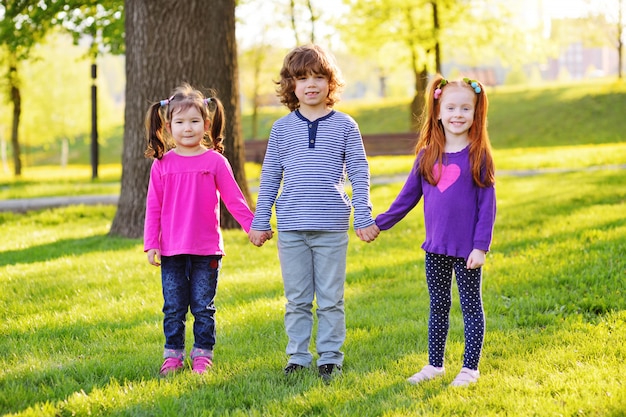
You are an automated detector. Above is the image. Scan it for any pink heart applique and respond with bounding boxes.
[433,163,460,192]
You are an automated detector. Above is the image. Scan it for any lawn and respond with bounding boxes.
[1,159,625,416]
[1,79,625,416]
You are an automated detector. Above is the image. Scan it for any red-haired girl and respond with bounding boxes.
[375,75,496,387]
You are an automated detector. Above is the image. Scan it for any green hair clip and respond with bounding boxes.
[463,77,482,94]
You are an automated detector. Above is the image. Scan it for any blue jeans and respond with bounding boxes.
[160,255,221,354]
[277,231,349,367]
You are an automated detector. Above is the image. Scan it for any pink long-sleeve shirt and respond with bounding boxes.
[143,150,253,256]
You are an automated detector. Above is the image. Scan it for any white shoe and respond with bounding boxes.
[450,367,480,387]
[407,364,445,385]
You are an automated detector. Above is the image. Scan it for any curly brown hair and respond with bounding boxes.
[276,44,345,111]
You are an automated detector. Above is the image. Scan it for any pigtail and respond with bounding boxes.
[207,96,225,154]
[467,79,495,187]
[144,102,167,159]
[416,75,446,185]
[146,84,227,157]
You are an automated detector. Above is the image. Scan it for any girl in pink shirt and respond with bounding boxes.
[143,83,270,375]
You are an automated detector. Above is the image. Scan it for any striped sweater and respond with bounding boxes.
[251,109,375,232]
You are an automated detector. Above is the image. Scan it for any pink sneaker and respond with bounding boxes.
[450,367,480,387]
[407,365,445,385]
[159,357,184,376]
[192,356,213,374]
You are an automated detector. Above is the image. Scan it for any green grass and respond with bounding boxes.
[1,166,625,416]
[3,143,626,200]
[0,165,122,199]
[1,79,626,416]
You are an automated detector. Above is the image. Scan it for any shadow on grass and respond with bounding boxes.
[0,234,140,268]
[0,308,162,414]
[2,252,624,415]
[0,257,426,415]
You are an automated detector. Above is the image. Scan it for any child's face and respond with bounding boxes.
[438,86,476,139]
[166,106,210,155]
[293,72,329,110]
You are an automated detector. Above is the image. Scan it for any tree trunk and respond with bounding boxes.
[410,67,429,133]
[110,0,250,237]
[618,1,623,80]
[289,0,300,45]
[209,0,253,229]
[9,64,22,176]
[432,0,441,74]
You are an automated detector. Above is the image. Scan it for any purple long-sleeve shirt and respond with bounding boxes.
[375,146,496,259]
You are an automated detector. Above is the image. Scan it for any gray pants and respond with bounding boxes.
[277,231,349,367]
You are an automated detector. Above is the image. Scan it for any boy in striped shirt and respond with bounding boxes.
[249,44,379,381]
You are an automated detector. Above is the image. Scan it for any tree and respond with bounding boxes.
[288,0,318,44]
[581,0,625,79]
[0,0,124,176]
[110,0,250,238]
[61,0,125,57]
[0,0,66,175]
[339,0,524,131]
[239,43,275,140]
[618,0,624,78]
[340,0,466,131]
[21,33,92,166]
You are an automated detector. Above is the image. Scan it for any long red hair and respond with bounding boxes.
[415,75,495,187]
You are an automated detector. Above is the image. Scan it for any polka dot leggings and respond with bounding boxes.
[425,252,485,370]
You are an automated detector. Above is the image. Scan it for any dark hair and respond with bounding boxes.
[416,75,495,187]
[144,83,226,159]
[276,44,345,111]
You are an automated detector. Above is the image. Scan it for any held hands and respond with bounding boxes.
[466,249,486,270]
[356,223,380,243]
[147,248,161,266]
[249,229,274,247]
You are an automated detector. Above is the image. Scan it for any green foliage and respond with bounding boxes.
[0,1,67,58]
[1,165,625,416]
[0,0,124,176]
[0,0,124,58]
[60,0,125,56]
[19,32,104,147]
[0,31,124,158]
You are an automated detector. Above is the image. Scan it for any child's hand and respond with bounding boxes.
[356,224,380,243]
[249,229,273,247]
[147,249,161,266]
[262,230,274,244]
[466,249,486,269]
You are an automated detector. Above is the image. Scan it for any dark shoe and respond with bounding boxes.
[284,363,306,376]
[318,364,342,382]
